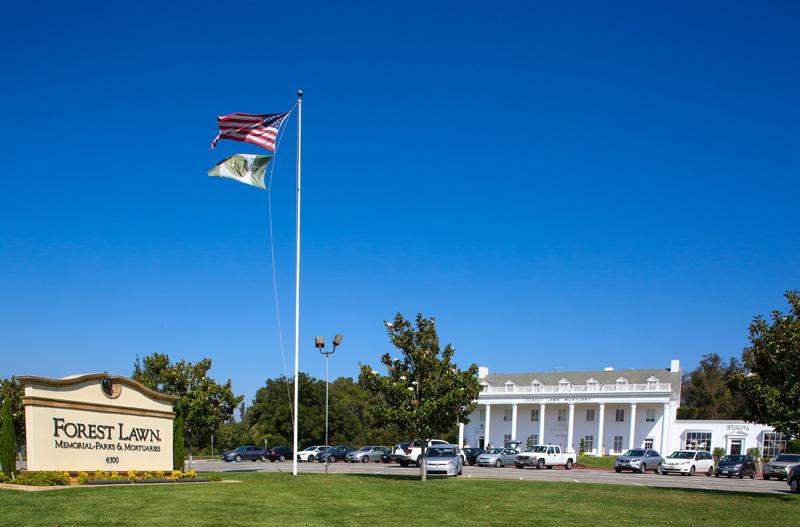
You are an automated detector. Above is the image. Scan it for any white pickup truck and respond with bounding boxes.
[514,445,575,470]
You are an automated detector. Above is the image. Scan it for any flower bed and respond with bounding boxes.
[78,470,205,485]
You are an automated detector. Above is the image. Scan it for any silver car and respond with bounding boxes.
[614,449,665,474]
[476,448,520,467]
[763,453,800,481]
[345,446,389,463]
[425,445,463,476]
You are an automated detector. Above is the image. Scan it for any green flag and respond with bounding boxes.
[208,154,272,189]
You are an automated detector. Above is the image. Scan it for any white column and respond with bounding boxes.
[458,422,465,449]
[596,403,605,456]
[661,403,670,454]
[628,403,637,450]
[567,403,575,453]
[511,404,518,441]
[538,403,546,445]
[484,404,492,448]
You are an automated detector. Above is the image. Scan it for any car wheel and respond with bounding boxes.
[328,455,336,464]
[565,459,573,470]
[261,455,267,462]
[235,455,242,462]
[279,455,285,462]
[639,463,646,474]
[416,458,422,468]
[706,466,713,477]
[689,465,695,476]
[270,459,275,463]
[537,458,545,470]
[400,460,409,467]
[790,479,799,494]
[715,473,719,478]
[763,475,770,480]
[515,464,523,469]
[656,464,662,475]
[615,468,622,473]
[495,460,502,468]
[362,456,369,463]
[749,472,755,479]
[458,466,463,476]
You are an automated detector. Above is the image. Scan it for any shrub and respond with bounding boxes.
[156,470,165,479]
[578,438,585,456]
[127,469,139,481]
[0,472,7,484]
[183,470,197,479]
[173,410,186,471]
[0,399,16,478]
[712,447,725,462]
[12,471,70,486]
[77,472,89,485]
[788,439,800,454]
[170,470,182,481]
[208,473,222,482]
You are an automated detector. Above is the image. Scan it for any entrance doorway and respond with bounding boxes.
[730,439,742,455]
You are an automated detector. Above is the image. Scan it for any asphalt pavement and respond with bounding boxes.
[187,458,793,495]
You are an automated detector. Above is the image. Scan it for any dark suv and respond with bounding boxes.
[266,446,293,462]
[223,445,267,462]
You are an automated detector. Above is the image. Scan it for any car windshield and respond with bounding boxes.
[356,447,370,452]
[531,446,548,453]
[775,454,800,462]
[235,447,247,452]
[427,448,456,457]
[721,455,746,463]
[302,446,317,451]
[668,451,696,459]
[624,450,646,457]
[486,448,503,454]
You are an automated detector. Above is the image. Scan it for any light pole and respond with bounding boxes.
[316,334,343,474]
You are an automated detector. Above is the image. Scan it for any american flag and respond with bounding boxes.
[210,112,289,152]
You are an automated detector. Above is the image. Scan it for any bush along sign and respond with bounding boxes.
[19,374,177,472]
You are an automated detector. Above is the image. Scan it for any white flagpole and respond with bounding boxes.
[292,89,303,476]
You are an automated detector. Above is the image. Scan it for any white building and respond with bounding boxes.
[459,359,788,457]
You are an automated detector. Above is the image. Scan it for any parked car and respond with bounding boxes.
[477,447,520,467]
[463,447,485,466]
[266,446,293,462]
[788,465,800,494]
[387,442,410,463]
[315,445,356,463]
[222,445,267,462]
[661,450,714,476]
[297,445,329,462]
[424,445,463,476]
[763,453,800,481]
[614,449,664,473]
[398,439,449,467]
[514,445,575,470]
[346,446,389,463]
[714,454,757,479]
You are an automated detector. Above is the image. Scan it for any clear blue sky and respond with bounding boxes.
[2,1,798,404]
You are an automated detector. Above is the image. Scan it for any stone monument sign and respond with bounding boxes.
[20,373,177,472]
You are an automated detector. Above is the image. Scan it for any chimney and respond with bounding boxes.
[670,359,680,373]
[603,367,614,371]
[478,366,489,379]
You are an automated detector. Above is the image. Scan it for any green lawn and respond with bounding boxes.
[577,455,616,469]
[1,472,797,526]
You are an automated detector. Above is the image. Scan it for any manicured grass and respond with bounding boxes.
[1,472,797,526]
[577,455,616,468]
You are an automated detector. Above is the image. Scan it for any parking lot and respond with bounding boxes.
[190,459,792,495]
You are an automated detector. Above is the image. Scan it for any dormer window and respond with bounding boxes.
[586,377,599,390]
[504,380,515,393]
[480,381,490,392]
[616,377,628,385]
[531,380,542,392]
[558,378,570,392]
[646,376,659,390]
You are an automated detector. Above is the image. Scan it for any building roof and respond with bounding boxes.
[482,367,682,398]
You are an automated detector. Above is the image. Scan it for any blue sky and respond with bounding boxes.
[1,1,798,404]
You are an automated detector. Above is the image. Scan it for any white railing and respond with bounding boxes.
[483,383,671,395]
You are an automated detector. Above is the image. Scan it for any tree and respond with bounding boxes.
[728,290,800,438]
[0,378,24,447]
[173,407,185,471]
[248,373,325,448]
[133,353,243,457]
[360,313,482,481]
[1,399,16,478]
[676,353,747,419]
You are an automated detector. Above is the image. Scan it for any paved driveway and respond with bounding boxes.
[189,459,792,495]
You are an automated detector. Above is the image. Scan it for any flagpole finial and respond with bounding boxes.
[297,89,303,98]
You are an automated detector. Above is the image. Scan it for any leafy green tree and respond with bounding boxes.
[173,408,185,471]
[728,290,800,438]
[1,399,16,478]
[133,353,243,457]
[676,353,747,419]
[360,313,482,481]
[249,373,325,448]
[0,378,24,447]
[215,421,255,453]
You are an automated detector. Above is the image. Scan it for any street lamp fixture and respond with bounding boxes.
[316,334,343,474]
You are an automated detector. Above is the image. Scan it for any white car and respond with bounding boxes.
[297,445,330,462]
[424,445,463,476]
[661,450,715,476]
[398,439,450,467]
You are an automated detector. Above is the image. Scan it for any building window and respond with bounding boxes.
[558,379,570,392]
[532,381,542,392]
[503,409,512,422]
[684,432,712,452]
[616,377,628,385]
[503,434,511,446]
[613,436,623,454]
[557,409,567,422]
[584,435,594,452]
[644,438,654,449]
[531,409,539,422]
[763,432,787,458]
[615,409,625,422]
[586,409,595,422]
[646,409,656,422]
